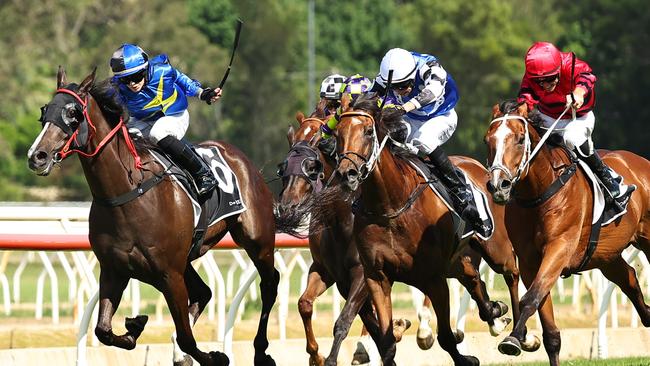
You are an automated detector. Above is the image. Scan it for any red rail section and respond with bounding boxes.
[0,233,308,251]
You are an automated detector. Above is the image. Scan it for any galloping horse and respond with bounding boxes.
[27,67,279,366]
[485,100,650,366]
[275,109,412,366]
[331,94,526,365]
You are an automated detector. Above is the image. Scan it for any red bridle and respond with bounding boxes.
[54,88,142,170]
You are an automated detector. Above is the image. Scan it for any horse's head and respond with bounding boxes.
[334,93,391,192]
[277,111,330,209]
[484,100,535,204]
[27,66,96,175]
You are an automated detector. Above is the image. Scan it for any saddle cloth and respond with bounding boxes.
[406,156,495,241]
[150,145,247,229]
[577,160,628,226]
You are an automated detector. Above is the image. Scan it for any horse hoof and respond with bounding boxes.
[493,300,509,317]
[173,355,193,366]
[521,334,542,352]
[393,318,412,342]
[453,329,465,344]
[489,317,512,336]
[351,341,370,365]
[125,315,148,338]
[209,351,230,366]
[498,336,522,356]
[416,328,434,350]
[460,355,480,366]
[254,354,276,366]
[309,353,325,366]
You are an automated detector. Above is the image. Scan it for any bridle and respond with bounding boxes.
[44,87,142,170]
[278,118,328,193]
[337,111,389,181]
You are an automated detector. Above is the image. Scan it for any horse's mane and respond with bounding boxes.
[351,93,405,130]
[498,99,544,127]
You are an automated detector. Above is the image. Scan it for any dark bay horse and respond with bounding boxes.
[275,111,412,366]
[485,100,650,366]
[330,94,527,366]
[27,68,279,366]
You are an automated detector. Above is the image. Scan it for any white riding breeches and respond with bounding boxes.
[539,110,595,155]
[127,110,190,144]
[401,109,458,155]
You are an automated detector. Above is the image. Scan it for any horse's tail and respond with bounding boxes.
[273,199,310,238]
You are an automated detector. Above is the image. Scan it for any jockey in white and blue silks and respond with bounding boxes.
[110,43,222,197]
[373,48,487,236]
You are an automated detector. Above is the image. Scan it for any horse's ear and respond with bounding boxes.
[57,66,67,89]
[517,102,529,118]
[295,111,305,124]
[340,93,351,112]
[287,125,295,146]
[491,103,501,117]
[78,67,97,96]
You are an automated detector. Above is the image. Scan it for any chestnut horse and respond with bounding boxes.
[485,100,650,366]
[27,68,279,366]
[275,109,413,366]
[330,94,527,366]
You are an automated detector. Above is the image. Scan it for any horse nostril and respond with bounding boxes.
[500,180,512,190]
[345,169,359,181]
[34,150,48,163]
[486,181,495,193]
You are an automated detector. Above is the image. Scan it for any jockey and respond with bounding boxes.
[318,74,373,155]
[372,48,487,236]
[110,43,220,197]
[319,74,347,116]
[518,42,635,201]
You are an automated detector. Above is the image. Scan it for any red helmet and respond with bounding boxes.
[525,42,562,78]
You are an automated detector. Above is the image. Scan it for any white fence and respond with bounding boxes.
[0,202,648,364]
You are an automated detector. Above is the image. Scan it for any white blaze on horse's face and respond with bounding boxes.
[491,120,515,182]
[27,121,68,176]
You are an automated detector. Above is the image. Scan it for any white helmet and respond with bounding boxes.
[320,74,346,100]
[378,48,416,85]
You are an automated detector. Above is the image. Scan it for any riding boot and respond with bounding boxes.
[427,148,488,236]
[581,147,635,201]
[157,136,217,197]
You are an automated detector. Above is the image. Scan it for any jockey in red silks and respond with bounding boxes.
[517,41,635,202]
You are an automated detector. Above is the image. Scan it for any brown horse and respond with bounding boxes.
[330,94,527,366]
[484,100,650,366]
[275,110,412,366]
[27,67,279,366]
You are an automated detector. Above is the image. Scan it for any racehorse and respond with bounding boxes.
[329,93,528,365]
[485,100,650,366]
[27,67,279,366]
[274,109,412,366]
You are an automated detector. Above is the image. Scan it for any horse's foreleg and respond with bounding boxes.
[600,255,650,326]
[94,271,147,350]
[251,252,280,366]
[416,296,434,350]
[170,265,214,366]
[537,294,560,366]
[424,278,479,366]
[365,275,396,366]
[299,264,333,366]
[163,271,228,366]
[324,265,368,366]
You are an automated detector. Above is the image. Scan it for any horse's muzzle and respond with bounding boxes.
[27,149,55,176]
[336,168,360,192]
[487,175,513,205]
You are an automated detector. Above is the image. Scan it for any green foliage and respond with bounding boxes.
[0,0,646,201]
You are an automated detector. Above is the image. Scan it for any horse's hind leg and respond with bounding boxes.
[172,265,214,366]
[94,270,148,350]
[600,255,650,326]
[163,270,228,366]
[299,263,334,366]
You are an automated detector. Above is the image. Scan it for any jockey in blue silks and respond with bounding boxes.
[110,43,221,197]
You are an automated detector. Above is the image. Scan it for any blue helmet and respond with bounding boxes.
[110,44,149,77]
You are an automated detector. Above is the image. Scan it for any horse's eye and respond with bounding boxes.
[364,127,374,137]
[517,135,525,145]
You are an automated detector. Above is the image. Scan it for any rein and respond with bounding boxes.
[54,88,142,170]
[338,110,427,219]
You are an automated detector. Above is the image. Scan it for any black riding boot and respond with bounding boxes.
[428,148,487,235]
[158,136,217,197]
[582,148,635,200]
